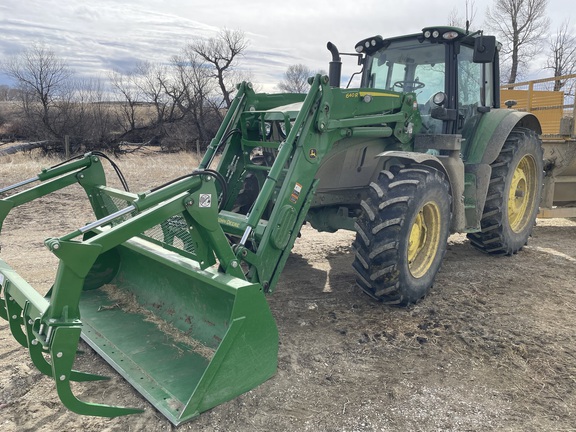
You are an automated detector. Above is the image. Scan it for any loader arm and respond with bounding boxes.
[0,154,108,230]
[209,76,420,293]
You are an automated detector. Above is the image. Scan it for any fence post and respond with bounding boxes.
[64,135,70,159]
[527,82,534,113]
[196,139,200,158]
[572,96,576,137]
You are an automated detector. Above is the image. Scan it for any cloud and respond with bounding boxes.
[0,0,571,89]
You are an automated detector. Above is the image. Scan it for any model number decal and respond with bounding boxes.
[345,92,359,99]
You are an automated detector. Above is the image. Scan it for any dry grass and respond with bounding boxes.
[0,148,204,193]
[0,149,63,180]
[114,150,203,191]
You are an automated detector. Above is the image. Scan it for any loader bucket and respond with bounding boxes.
[0,161,279,425]
[1,231,278,425]
[77,237,279,425]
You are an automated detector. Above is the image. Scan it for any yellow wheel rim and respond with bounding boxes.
[508,154,538,233]
[407,202,442,278]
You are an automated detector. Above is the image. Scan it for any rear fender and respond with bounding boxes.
[460,109,542,231]
[463,109,541,165]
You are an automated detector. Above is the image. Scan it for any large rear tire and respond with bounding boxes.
[467,127,543,255]
[352,165,451,306]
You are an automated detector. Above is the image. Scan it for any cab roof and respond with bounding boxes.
[355,26,486,55]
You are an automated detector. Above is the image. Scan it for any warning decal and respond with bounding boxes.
[199,194,212,208]
[290,183,302,204]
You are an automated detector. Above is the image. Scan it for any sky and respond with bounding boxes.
[0,0,574,92]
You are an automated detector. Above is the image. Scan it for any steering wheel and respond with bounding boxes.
[393,80,425,90]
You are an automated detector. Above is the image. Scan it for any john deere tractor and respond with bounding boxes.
[0,26,542,424]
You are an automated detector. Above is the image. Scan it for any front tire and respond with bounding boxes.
[467,127,543,255]
[352,165,451,306]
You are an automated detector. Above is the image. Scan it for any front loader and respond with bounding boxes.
[0,26,543,424]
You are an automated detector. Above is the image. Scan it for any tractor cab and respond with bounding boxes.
[356,27,499,135]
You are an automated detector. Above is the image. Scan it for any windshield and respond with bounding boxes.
[365,38,446,102]
[362,35,495,135]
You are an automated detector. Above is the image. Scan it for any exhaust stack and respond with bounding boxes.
[327,42,342,87]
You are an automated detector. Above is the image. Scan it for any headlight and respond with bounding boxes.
[432,30,440,38]
[432,92,446,106]
[443,31,459,40]
[424,30,431,38]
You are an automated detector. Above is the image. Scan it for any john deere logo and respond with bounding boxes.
[309,149,317,159]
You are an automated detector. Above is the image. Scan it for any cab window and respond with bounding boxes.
[366,39,446,134]
[458,44,494,129]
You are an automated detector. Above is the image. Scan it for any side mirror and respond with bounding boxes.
[431,106,458,121]
[473,36,496,63]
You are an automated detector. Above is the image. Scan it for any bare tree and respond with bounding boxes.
[70,78,115,148]
[486,0,550,84]
[109,69,143,133]
[186,29,249,108]
[545,20,576,91]
[0,85,20,101]
[448,0,477,30]
[2,43,73,139]
[173,49,222,142]
[0,85,9,102]
[134,62,172,125]
[2,44,117,150]
[277,64,314,93]
[108,52,224,150]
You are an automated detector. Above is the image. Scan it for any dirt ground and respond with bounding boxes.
[1,152,576,432]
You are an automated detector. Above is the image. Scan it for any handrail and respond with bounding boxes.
[500,73,576,137]
[501,73,576,88]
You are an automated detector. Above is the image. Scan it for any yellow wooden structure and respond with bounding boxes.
[500,89,565,135]
[501,75,576,217]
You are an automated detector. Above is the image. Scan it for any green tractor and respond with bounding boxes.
[0,26,542,424]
